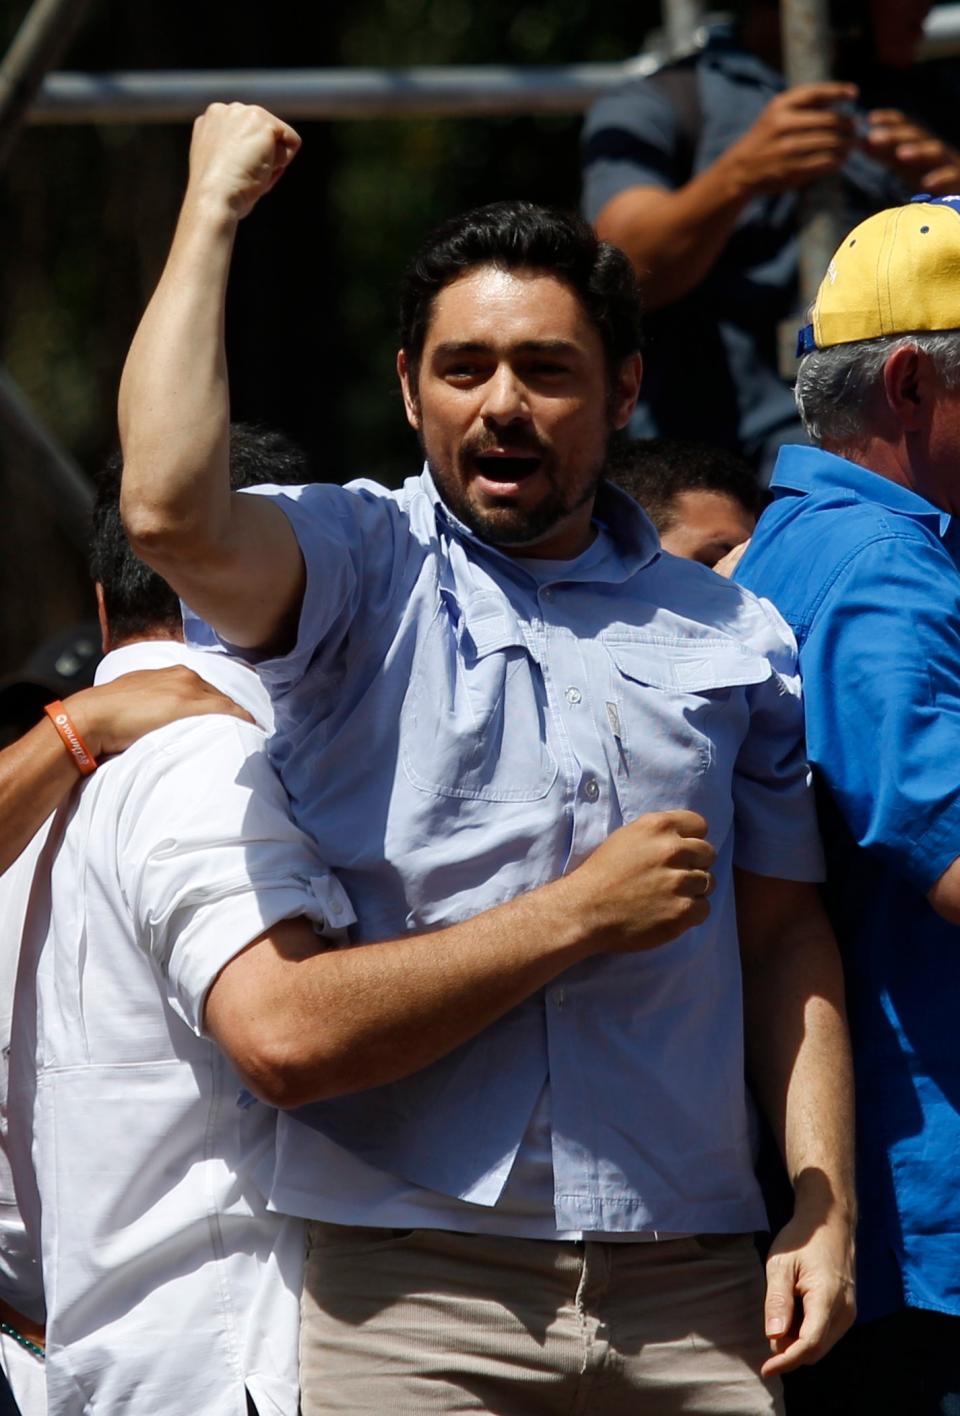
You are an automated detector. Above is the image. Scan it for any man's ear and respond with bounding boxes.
[610,353,643,430]
[397,349,421,431]
[882,346,930,432]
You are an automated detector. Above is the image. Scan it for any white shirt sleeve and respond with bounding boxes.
[114,716,354,1036]
[0,832,47,1319]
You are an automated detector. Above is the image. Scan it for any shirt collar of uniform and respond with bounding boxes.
[418,463,661,585]
[94,638,274,732]
[771,443,954,540]
[702,25,783,93]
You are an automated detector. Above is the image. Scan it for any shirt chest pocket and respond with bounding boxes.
[602,637,772,822]
[400,591,558,803]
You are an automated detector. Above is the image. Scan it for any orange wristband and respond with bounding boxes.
[44,701,97,777]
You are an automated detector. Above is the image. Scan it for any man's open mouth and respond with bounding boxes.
[472,453,543,483]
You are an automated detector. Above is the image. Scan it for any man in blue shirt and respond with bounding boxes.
[737,195,960,1413]
[116,102,855,1414]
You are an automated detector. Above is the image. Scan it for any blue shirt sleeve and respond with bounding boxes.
[730,595,825,881]
[581,77,685,222]
[183,479,413,698]
[801,529,960,893]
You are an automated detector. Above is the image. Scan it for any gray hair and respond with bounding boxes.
[794,330,960,444]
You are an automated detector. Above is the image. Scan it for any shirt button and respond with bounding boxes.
[583,778,600,802]
[541,588,554,602]
[565,686,582,705]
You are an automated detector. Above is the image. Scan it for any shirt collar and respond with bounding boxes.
[701,26,783,92]
[418,464,660,583]
[771,444,954,539]
[95,639,274,731]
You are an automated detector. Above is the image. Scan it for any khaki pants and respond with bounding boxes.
[300,1223,784,1415]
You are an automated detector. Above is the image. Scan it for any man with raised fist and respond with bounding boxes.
[117,103,855,1414]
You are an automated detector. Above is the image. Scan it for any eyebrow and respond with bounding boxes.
[432,339,580,357]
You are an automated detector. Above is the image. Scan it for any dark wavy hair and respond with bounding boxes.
[399,200,643,392]
[91,424,312,643]
[608,437,766,531]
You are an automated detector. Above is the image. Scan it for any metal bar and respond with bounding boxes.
[0,0,93,168]
[10,4,960,128]
[780,0,844,315]
[780,0,834,86]
[662,0,705,57]
[918,3,960,59]
[19,0,960,131]
[0,366,93,550]
[24,57,660,124]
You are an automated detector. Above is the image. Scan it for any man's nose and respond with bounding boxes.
[480,364,530,425]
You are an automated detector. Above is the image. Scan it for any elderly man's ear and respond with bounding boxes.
[882,347,932,431]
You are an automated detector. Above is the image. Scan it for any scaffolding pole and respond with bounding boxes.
[23,60,661,124]
[0,0,93,169]
[0,0,96,552]
[662,0,705,57]
[15,1,960,129]
[0,368,93,550]
[780,0,845,314]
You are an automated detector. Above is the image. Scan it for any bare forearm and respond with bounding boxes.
[209,807,717,1106]
[119,192,237,561]
[0,689,110,870]
[595,154,752,309]
[926,853,960,924]
[743,904,858,1373]
[215,874,596,1107]
[596,82,857,310]
[0,669,260,873]
[0,718,79,872]
[742,909,855,1213]
[118,107,306,651]
[737,872,857,1371]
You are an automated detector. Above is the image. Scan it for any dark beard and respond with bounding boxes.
[430,455,607,551]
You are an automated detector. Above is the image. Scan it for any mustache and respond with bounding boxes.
[461,429,548,458]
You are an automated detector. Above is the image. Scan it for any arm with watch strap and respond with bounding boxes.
[0,666,252,876]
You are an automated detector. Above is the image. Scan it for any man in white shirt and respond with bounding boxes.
[11,437,331,1415]
[0,669,259,1416]
[0,447,274,1416]
[1,830,49,1416]
[13,443,711,1415]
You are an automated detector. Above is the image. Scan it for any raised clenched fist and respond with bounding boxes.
[186,102,302,220]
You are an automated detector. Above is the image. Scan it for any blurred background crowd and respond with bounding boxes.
[1,0,957,723]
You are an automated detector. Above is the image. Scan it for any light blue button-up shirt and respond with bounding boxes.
[187,467,823,1233]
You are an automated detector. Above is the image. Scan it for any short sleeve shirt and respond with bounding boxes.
[187,468,824,1235]
[26,641,349,1416]
[580,31,907,455]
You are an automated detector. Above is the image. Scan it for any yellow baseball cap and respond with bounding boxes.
[796,196,960,355]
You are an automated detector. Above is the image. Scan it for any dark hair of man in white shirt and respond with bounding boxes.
[90,424,313,646]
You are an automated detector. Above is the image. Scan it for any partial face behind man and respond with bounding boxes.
[659,490,757,567]
[398,264,641,560]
